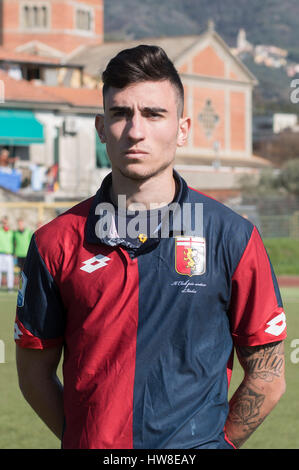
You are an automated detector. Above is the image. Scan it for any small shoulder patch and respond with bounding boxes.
[17,271,28,308]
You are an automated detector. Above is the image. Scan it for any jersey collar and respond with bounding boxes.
[85,170,191,249]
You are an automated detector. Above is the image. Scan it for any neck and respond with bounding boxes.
[110,167,177,210]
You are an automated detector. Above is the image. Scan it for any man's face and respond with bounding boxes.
[18,219,24,231]
[2,217,8,229]
[96,80,190,181]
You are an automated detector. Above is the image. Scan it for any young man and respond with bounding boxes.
[15,45,286,449]
[14,218,32,272]
[0,216,15,291]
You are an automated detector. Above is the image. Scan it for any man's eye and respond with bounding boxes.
[146,112,162,119]
[113,111,126,117]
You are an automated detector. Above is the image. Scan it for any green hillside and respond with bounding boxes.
[104,0,299,52]
[104,0,299,112]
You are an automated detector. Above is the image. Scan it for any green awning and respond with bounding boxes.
[0,109,44,146]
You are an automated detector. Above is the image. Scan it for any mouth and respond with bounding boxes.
[124,149,148,158]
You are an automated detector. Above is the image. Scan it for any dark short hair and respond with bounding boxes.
[102,45,184,116]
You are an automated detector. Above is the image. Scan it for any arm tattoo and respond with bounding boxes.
[227,341,285,447]
[236,341,284,382]
[229,384,265,427]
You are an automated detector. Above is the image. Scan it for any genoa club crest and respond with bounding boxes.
[175,237,206,276]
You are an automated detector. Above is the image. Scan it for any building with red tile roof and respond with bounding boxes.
[0,3,269,202]
[0,69,102,108]
[1,0,103,55]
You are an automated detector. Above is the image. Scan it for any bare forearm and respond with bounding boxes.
[225,377,283,448]
[225,341,286,448]
[20,373,64,439]
[16,345,64,439]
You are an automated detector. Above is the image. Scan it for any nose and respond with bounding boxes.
[127,112,145,142]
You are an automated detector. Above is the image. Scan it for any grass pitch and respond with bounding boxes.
[0,288,298,449]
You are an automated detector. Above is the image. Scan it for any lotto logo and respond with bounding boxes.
[265,312,286,337]
[80,254,111,273]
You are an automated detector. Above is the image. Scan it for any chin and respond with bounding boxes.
[119,161,174,181]
[120,168,152,181]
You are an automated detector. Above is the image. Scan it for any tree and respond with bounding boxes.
[238,168,282,199]
[254,130,299,167]
[279,158,299,196]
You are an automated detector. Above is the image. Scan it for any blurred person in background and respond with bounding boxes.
[0,149,10,167]
[0,216,14,291]
[14,218,32,272]
[0,148,19,168]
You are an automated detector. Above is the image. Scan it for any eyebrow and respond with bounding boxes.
[109,106,130,113]
[143,106,168,113]
[109,106,168,114]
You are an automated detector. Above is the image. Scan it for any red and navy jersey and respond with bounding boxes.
[14,172,286,449]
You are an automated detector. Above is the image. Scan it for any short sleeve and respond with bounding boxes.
[14,234,66,349]
[228,226,287,347]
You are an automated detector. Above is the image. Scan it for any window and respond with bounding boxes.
[22,3,49,30]
[76,8,93,32]
[26,66,42,81]
[198,99,220,139]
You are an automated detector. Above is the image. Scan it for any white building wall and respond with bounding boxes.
[59,115,96,197]
[273,113,298,134]
[30,111,98,198]
[31,111,63,167]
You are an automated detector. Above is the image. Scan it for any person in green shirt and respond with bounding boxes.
[14,218,32,272]
[0,216,14,291]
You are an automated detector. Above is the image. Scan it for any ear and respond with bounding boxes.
[95,114,106,143]
[177,116,191,147]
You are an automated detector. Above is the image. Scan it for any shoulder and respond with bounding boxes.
[187,186,257,272]
[34,196,95,260]
[188,186,254,235]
